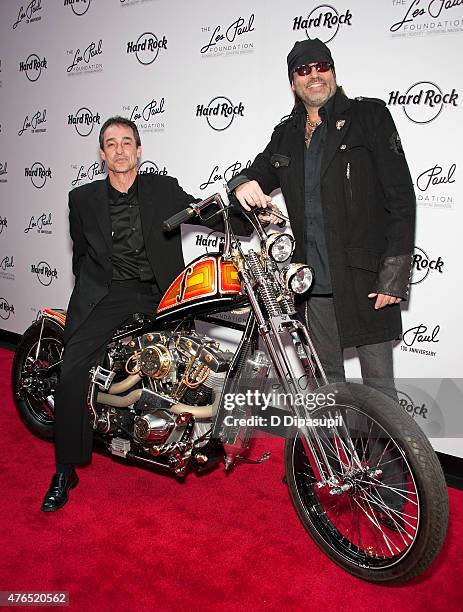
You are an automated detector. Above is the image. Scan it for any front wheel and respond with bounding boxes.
[12,319,64,439]
[284,382,448,583]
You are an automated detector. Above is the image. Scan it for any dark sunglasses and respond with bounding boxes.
[293,62,332,76]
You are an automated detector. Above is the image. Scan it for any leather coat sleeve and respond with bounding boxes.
[374,253,413,300]
[227,173,252,193]
[68,192,86,279]
[371,107,416,300]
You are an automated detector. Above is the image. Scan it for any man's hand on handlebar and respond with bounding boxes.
[257,208,284,226]
[234,180,282,225]
[235,180,271,210]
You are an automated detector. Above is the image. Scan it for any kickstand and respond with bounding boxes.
[231,451,271,466]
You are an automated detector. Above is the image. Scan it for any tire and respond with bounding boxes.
[12,319,64,440]
[284,382,448,583]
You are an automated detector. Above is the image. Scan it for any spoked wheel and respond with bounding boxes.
[284,382,448,583]
[12,319,64,439]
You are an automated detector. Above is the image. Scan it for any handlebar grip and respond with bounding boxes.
[163,206,196,232]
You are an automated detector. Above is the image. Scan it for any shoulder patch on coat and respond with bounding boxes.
[354,96,386,106]
[273,114,292,132]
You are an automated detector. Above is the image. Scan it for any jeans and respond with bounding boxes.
[300,295,398,401]
[297,296,404,510]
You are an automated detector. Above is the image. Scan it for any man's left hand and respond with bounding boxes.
[368,293,402,310]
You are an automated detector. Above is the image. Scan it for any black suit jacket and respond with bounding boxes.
[65,173,251,342]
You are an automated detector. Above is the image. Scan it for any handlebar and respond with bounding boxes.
[163,193,224,232]
[162,206,196,232]
[162,193,288,234]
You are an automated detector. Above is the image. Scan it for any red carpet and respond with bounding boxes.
[1,346,462,611]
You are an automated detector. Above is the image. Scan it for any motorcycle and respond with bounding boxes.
[12,193,448,583]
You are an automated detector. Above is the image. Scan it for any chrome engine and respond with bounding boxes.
[87,330,233,475]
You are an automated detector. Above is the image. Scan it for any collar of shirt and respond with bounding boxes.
[107,175,139,205]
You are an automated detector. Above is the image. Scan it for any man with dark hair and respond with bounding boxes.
[41,117,191,511]
[98,115,141,149]
[228,38,415,401]
[41,116,267,512]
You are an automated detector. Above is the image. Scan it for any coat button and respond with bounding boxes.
[274,161,280,168]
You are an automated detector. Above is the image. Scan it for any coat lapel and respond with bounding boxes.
[321,90,352,178]
[92,179,112,250]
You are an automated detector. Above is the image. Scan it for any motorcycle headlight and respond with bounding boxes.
[282,264,313,294]
[265,233,295,263]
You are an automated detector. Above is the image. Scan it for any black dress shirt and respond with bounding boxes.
[304,95,335,294]
[107,177,155,282]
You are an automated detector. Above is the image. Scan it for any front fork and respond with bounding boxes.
[228,268,345,483]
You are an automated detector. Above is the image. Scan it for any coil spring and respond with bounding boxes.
[246,250,282,317]
[280,291,296,314]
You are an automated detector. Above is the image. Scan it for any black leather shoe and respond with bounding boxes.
[41,470,79,512]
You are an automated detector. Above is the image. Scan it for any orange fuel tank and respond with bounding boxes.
[156,255,241,319]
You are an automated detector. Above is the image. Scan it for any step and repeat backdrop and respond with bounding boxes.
[0,0,462,455]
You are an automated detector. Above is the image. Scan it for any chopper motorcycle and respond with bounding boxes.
[12,193,448,583]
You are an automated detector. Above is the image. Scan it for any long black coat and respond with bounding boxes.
[65,173,250,342]
[228,88,416,348]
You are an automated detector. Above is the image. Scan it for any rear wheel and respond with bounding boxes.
[12,319,64,439]
[284,382,448,583]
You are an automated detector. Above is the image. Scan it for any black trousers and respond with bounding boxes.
[54,280,160,465]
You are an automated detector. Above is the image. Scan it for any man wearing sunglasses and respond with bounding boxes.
[228,37,415,404]
[228,37,415,529]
